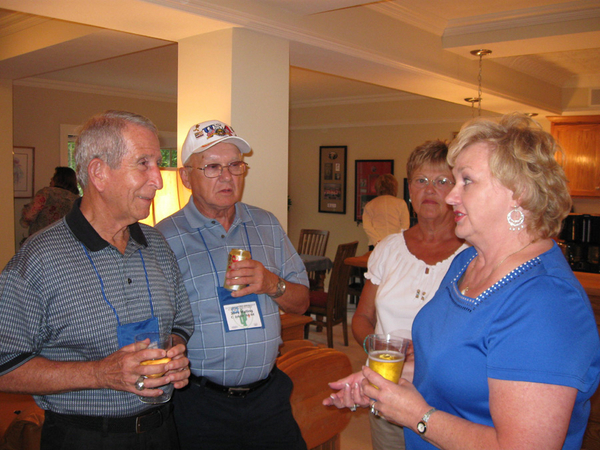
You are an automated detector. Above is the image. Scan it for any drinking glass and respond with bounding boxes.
[135,332,174,404]
[366,334,408,384]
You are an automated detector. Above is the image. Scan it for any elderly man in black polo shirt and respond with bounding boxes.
[0,110,193,449]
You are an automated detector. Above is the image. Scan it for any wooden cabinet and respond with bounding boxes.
[548,116,600,198]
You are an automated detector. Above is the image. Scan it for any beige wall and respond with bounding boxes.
[10,85,177,254]
[6,84,600,266]
[0,80,14,268]
[288,98,467,263]
[287,97,600,269]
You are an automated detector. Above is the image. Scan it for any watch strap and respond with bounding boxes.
[271,277,286,299]
[417,407,437,435]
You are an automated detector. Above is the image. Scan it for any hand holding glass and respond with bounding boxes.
[366,334,408,385]
[135,332,174,404]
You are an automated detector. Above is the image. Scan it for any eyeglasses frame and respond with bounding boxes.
[409,176,455,190]
[184,161,249,178]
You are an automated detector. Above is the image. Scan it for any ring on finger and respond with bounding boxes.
[135,375,146,391]
[350,404,358,412]
[370,402,379,416]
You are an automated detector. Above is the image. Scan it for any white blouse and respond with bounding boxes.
[366,231,469,335]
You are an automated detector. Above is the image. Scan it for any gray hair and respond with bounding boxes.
[75,110,158,188]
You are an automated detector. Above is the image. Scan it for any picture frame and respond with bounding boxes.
[354,159,394,222]
[13,146,35,198]
[319,146,347,214]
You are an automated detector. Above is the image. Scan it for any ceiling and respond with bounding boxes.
[0,0,599,115]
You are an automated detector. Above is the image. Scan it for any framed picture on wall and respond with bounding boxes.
[354,159,394,222]
[13,146,35,198]
[319,146,347,214]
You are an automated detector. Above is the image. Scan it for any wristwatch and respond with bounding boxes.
[271,277,286,299]
[417,407,437,435]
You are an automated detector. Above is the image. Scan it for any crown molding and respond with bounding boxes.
[444,0,600,37]
[0,11,48,37]
[289,116,476,131]
[147,0,425,73]
[363,0,600,38]
[14,77,177,103]
[365,2,447,35]
[291,92,419,109]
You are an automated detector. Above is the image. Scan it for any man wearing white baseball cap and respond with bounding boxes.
[157,120,309,450]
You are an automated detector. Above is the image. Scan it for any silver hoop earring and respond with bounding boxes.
[507,206,525,231]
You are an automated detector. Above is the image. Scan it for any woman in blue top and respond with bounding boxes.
[324,113,600,450]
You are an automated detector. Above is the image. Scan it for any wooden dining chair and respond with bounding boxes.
[298,229,330,290]
[304,241,358,348]
[298,229,330,256]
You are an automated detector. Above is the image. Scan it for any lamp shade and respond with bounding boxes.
[140,169,182,226]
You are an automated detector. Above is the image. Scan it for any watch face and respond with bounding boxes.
[417,422,426,434]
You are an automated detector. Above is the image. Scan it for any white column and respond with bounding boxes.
[178,28,290,228]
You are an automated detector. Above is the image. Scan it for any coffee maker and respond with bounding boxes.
[559,214,600,273]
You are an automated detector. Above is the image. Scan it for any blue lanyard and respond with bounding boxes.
[82,244,155,326]
[198,222,252,286]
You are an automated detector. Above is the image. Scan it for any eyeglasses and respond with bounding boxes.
[185,161,249,178]
[410,176,455,190]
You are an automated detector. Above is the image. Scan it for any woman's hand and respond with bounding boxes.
[322,371,371,410]
[361,366,429,428]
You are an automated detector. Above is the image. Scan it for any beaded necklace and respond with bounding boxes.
[461,241,533,295]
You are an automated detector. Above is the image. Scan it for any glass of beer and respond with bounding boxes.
[135,332,174,404]
[366,334,408,385]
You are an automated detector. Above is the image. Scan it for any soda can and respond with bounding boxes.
[224,248,251,291]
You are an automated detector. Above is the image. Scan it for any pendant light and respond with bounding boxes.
[465,49,492,116]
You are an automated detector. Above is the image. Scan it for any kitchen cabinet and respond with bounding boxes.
[548,116,600,198]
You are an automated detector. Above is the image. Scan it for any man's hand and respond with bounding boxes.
[226,259,277,297]
[226,260,309,314]
[0,337,189,396]
[165,334,191,389]
[96,337,190,396]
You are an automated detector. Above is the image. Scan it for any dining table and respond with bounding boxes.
[300,254,333,272]
[300,254,333,291]
[343,251,371,269]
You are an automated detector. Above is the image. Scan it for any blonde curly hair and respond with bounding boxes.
[447,113,572,239]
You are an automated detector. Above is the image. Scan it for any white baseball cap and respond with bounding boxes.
[181,120,251,164]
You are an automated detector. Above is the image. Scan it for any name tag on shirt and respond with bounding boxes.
[217,287,265,331]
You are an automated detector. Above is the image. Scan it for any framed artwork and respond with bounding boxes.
[13,146,35,198]
[319,146,347,214]
[354,159,394,222]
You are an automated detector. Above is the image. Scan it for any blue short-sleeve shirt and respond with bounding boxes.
[406,243,600,450]
[156,199,308,386]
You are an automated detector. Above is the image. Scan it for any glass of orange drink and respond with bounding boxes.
[135,332,174,404]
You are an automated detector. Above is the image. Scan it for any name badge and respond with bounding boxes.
[217,287,264,332]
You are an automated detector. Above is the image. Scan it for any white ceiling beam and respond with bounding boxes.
[442,2,600,58]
